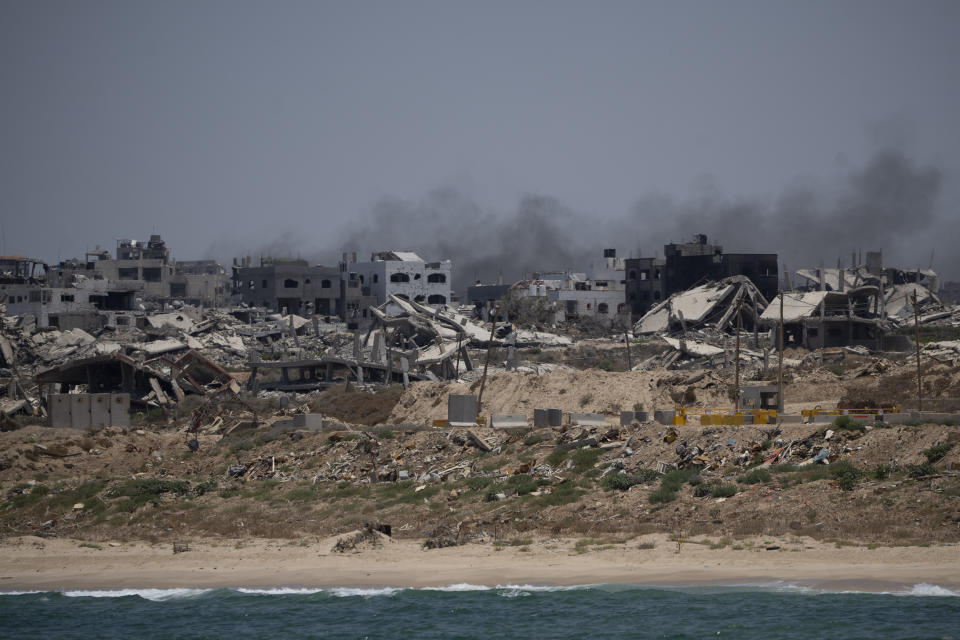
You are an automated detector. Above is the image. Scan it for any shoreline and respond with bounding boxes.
[2,534,958,594]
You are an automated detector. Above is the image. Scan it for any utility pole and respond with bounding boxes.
[777,291,784,415]
[477,304,499,418]
[624,330,632,370]
[734,294,743,408]
[913,291,922,411]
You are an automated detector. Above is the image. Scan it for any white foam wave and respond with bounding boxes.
[236,583,583,597]
[496,583,587,592]
[900,583,958,597]
[63,588,211,601]
[0,590,45,596]
[421,583,491,592]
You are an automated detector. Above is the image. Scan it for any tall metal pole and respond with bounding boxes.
[777,291,784,415]
[624,330,632,370]
[477,304,499,418]
[913,291,922,411]
[734,295,743,408]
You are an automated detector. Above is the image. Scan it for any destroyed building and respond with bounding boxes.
[49,235,231,309]
[634,276,769,336]
[626,235,778,320]
[770,250,946,351]
[546,249,629,323]
[759,289,885,350]
[341,251,452,306]
[468,249,630,326]
[2,255,138,330]
[231,256,377,327]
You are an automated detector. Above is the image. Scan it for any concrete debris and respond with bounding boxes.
[634,276,769,336]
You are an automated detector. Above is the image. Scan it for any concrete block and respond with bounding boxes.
[620,410,649,425]
[69,394,91,430]
[568,412,606,426]
[534,409,548,428]
[90,393,112,429]
[292,413,325,431]
[490,414,528,429]
[110,394,130,427]
[911,412,957,424]
[546,408,563,427]
[654,410,674,425]
[48,394,72,428]
[447,394,477,426]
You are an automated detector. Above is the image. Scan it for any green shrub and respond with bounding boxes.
[828,461,862,491]
[769,464,801,473]
[687,475,703,486]
[872,464,891,480]
[570,448,602,473]
[693,484,712,497]
[4,484,50,510]
[601,473,640,491]
[739,468,772,485]
[661,468,697,492]
[464,476,493,491]
[108,479,190,498]
[710,484,738,498]
[545,450,569,467]
[524,435,544,447]
[923,443,952,463]
[229,440,253,454]
[193,481,218,496]
[373,428,395,440]
[107,479,191,511]
[635,468,662,483]
[506,473,538,496]
[534,482,585,507]
[831,415,866,432]
[907,462,937,478]
[648,487,677,504]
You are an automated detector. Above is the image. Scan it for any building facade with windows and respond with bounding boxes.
[625,235,778,319]
[340,251,452,306]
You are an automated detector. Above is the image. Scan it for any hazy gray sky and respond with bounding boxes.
[2,1,958,281]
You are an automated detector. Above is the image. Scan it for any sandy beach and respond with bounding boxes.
[2,534,958,593]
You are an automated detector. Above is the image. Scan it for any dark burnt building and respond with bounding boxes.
[625,235,778,319]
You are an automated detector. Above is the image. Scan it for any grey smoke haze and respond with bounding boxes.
[316,148,945,292]
[2,1,959,282]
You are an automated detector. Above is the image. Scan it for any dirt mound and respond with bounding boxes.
[388,369,734,424]
[309,385,401,425]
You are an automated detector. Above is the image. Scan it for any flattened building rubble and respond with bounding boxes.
[634,276,769,336]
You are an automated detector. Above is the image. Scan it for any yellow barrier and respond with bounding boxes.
[801,407,898,419]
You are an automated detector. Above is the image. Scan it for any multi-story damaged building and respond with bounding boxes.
[758,250,939,351]
[49,235,230,308]
[231,257,341,316]
[341,251,452,306]
[2,255,139,330]
[546,249,629,322]
[467,249,629,326]
[231,256,377,326]
[625,235,778,319]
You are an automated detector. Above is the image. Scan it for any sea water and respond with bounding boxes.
[1,582,958,639]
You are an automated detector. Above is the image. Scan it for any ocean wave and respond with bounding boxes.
[899,583,958,597]
[62,588,212,601]
[7,582,953,600]
[719,581,960,597]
